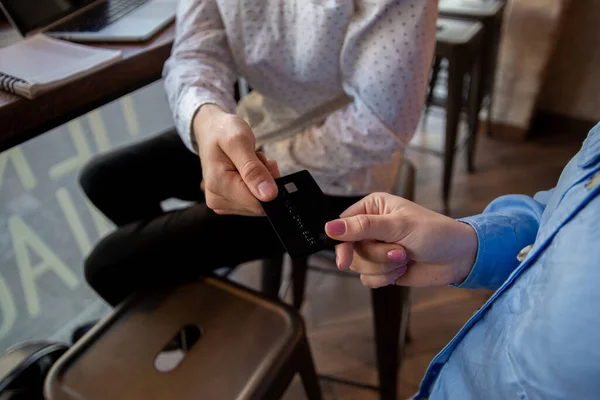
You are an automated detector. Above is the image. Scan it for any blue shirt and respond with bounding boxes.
[417,123,600,399]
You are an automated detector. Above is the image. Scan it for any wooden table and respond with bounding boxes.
[0,23,175,152]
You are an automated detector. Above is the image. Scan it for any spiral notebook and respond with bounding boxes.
[0,34,122,99]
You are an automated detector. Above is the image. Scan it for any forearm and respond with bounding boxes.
[162,0,237,152]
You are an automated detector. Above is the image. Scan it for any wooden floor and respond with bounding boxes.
[231,109,590,399]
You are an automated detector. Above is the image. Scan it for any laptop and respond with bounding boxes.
[0,0,177,42]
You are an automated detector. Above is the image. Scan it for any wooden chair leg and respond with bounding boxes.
[442,54,465,213]
[297,337,323,400]
[291,257,309,310]
[261,254,284,300]
[371,285,410,400]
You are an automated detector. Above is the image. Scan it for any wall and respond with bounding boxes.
[491,0,571,134]
[538,0,600,123]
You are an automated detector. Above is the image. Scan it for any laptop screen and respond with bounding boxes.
[0,0,97,36]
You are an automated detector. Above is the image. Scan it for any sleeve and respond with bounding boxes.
[511,193,600,397]
[162,0,238,152]
[263,0,438,184]
[453,192,551,290]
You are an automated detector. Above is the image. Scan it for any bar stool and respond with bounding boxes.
[261,159,416,400]
[44,278,322,400]
[429,17,483,211]
[438,0,507,136]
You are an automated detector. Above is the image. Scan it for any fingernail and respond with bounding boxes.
[325,220,346,235]
[336,255,341,269]
[258,181,277,199]
[387,249,406,262]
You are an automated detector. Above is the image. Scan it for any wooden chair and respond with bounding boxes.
[260,159,416,400]
[44,278,322,400]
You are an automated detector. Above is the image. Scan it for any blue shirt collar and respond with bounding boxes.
[578,122,600,168]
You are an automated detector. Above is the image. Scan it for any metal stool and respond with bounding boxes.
[44,278,322,400]
[428,17,484,212]
[261,159,416,400]
[438,0,507,136]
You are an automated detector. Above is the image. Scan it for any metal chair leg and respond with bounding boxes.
[442,54,465,213]
[261,254,284,300]
[426,57,443,111]
[371,285,410,400]
[466,54,482,173]
[292,257,309,310]
[297,337,323,400]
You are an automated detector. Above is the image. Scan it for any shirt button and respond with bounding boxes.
[517,244,533,262]
[585,171,600,191]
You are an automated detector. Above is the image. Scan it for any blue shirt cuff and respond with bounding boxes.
[450,194,544,290]
[452,214,522,290]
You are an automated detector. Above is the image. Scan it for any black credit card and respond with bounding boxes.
[260,170,341,259]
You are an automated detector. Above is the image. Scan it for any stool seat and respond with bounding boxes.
[439,0,504,18]
[436,18,484,46]
[45,278,321,400]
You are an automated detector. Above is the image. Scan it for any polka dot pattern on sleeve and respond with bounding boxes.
[166,0,437,195]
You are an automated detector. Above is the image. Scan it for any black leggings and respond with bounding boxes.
[80,130,361,306]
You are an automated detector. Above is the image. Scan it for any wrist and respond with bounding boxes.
[196,103,224,120]
[193,103,225,144]
[451,222,478,285]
